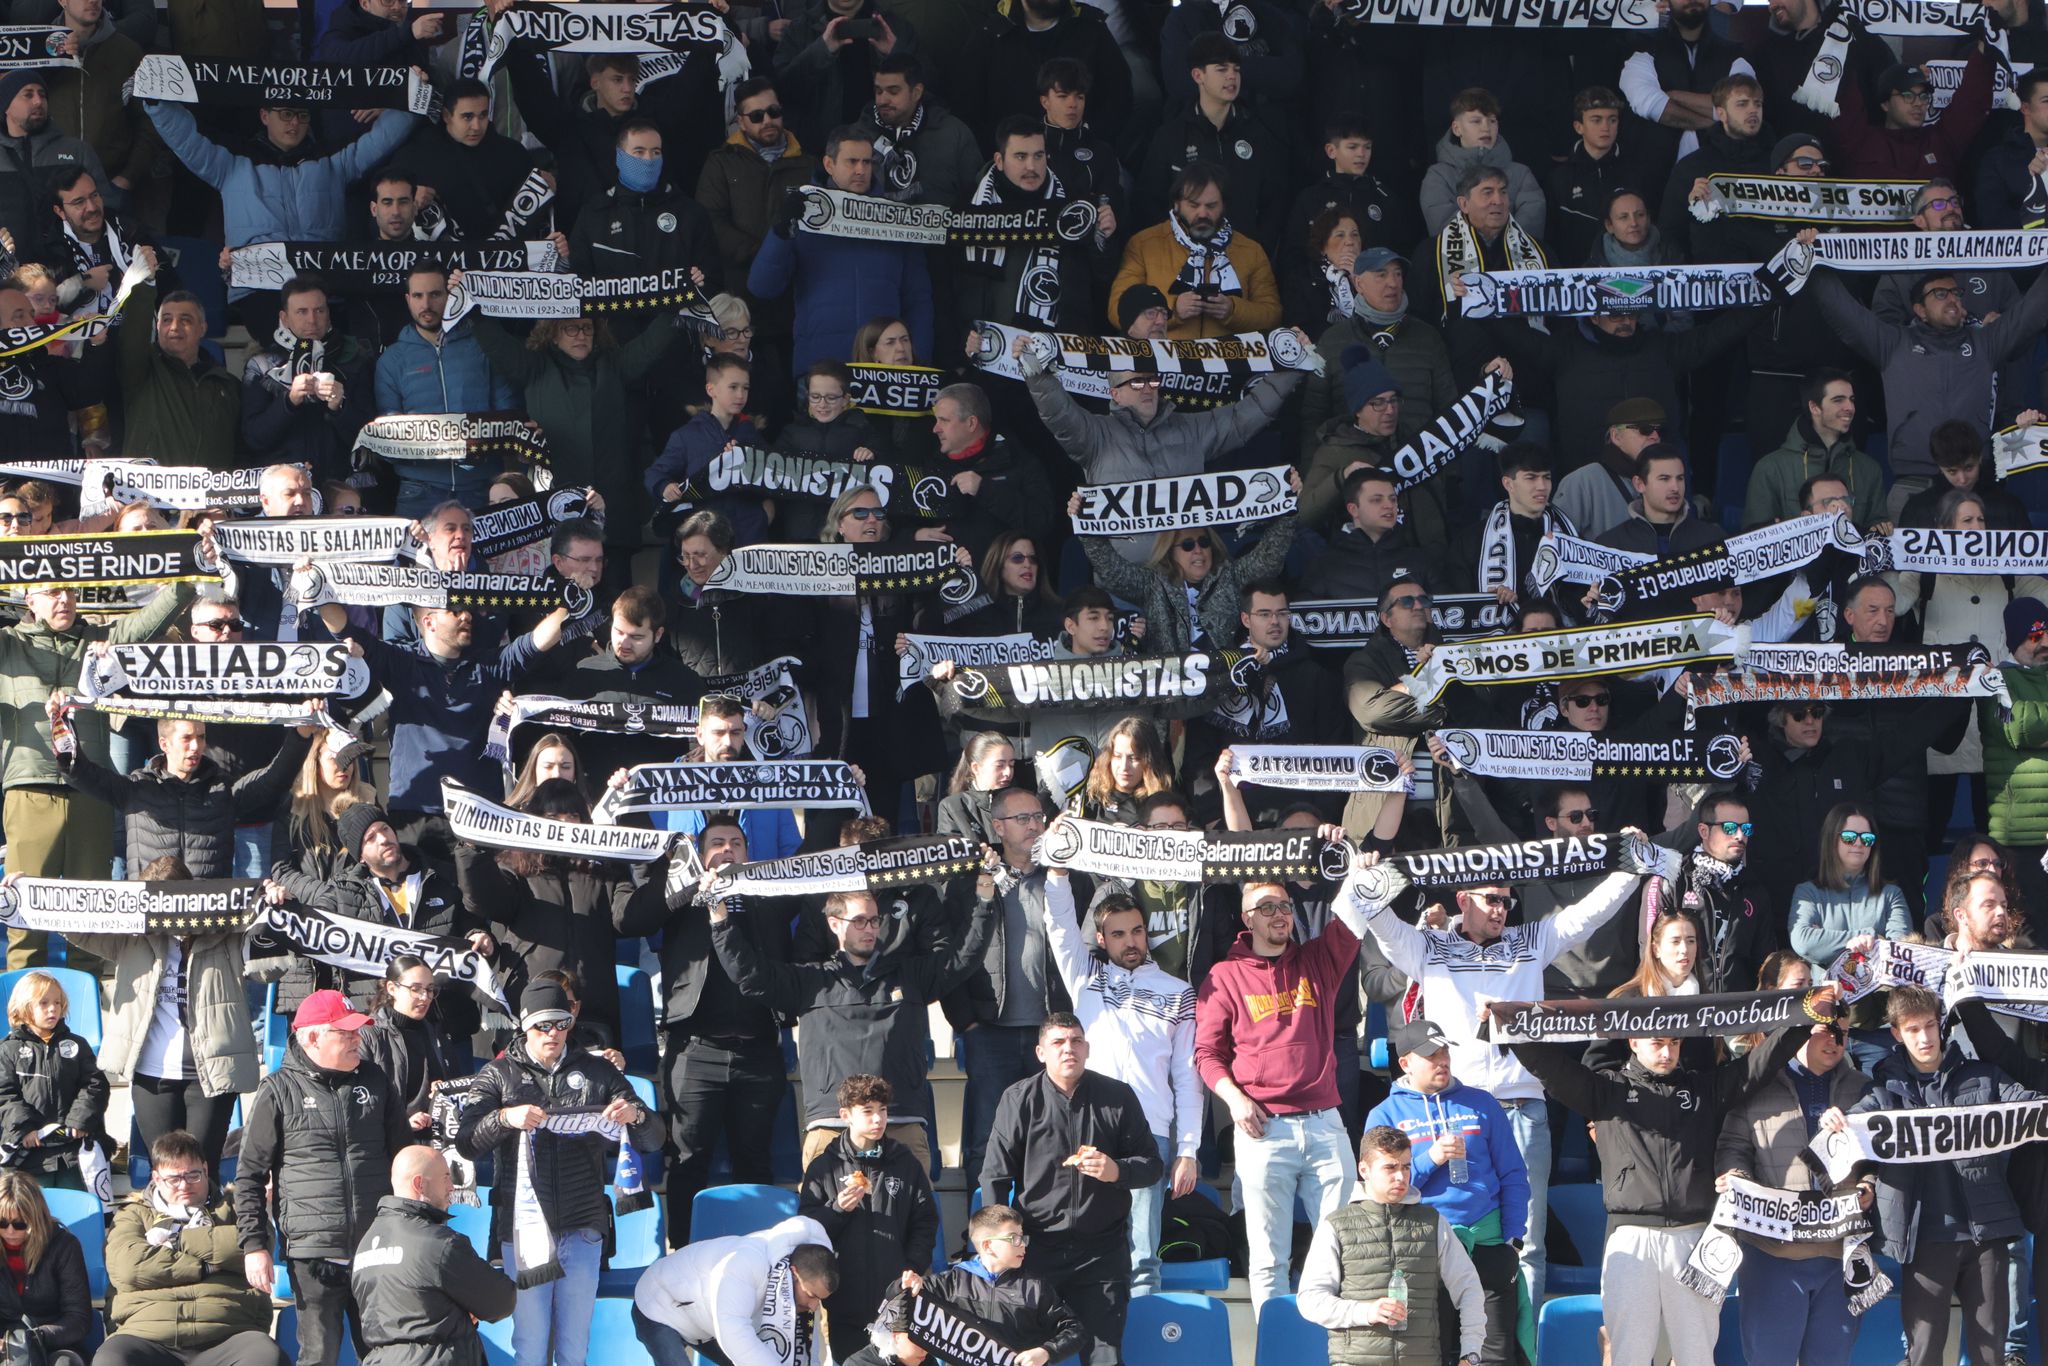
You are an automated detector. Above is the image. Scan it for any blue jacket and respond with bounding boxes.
[646,411,767,545]
[746,204,934,374]
[372,322,518,497]
[342,623,544,813]
[1365,1077,1530,1241]
[147,100,415,272]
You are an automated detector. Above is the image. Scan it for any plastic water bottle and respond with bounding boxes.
[1448,1137,1470,1187]
[1387,1267,1408,1333]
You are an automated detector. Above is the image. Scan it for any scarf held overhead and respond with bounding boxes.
[945,649,1258,713]
[1589,513,1865,619]
[703,542,978,605]
[1808,1099,2048,1185]
[80,460,279,516]
[1389,373,1515,492]
[672,447,946,518]
[212,515,418,566]
[1404,614,1743,704]
[353,412,551,467]
[595,760,869,821]
[0,876,260,935]
[1480,988,1823,1043]
[77,643,371,700]
[1289,594,1514,648]
[1225,744,1410,793]
[1434,726,1748,782]
[284,560,595,616]
[442,780,677,863]
[699,834,982,900]
[467,488,590,561]
[228,240,561,294]
[440,266,721,326]
[1336,0,1657,25]
[1071,467,1295,537]
[248,899,506,1009]
[126,56,435,111]
[896,633,1053,700]
[1690,175,1924,223]
[1036,816,1349,884]
[0,531,217,591]
[459,2,728,84]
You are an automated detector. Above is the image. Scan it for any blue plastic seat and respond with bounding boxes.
[1254,1294,1329,1366]
[480,1297,650,1365]
[1847,1294,1905,1366]
[599,1185,665,1295]
[0,966,103,1049]
[690,1183,796,1243]
[1122,1292,1230,1366]
[1545,1182,1607,1295]
[273,1304,360,1366]
[616,966,658,1076]
[1536,1293,1602,1366]
[45,1186,105,1302]
[447,1188,493,1257]
[1158,1257,1229,1292]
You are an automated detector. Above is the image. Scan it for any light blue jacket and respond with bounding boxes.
[1788,874,1913,968]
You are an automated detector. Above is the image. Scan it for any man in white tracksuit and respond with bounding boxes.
[1349,832,1677,1306]
[632,1215,837,1366]
[1042,867,1202,1296]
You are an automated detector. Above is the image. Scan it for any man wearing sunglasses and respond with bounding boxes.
[1554,397,1664,540]
[697,77,819,312]
[1746,368,1886,529]
[1641,792,1775,995]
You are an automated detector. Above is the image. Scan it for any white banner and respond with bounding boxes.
[78,642,370,700]
[1812,229,2048,272]
[1226,744,1409,793]
[1863,525,2048,575]
[1528,533,1655,592]
[1071,467,1294,537]
[1433,727,1747,782]
[442,780,675,862]
[1691,176,1923,224]
[80,460,278,516]
[1809,1099,2048,1185]
[595,760,869,821]
[212,516,417,566]
[1404,615,1744,704]
[1459,262,1773,318]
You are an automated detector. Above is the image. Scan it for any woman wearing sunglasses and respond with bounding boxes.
[950,532,1065,639]
[1789,802,1913,1070]
[1070,471,1301,659]
[0,1169,93,1365]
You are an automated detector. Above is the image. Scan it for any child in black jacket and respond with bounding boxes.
[0,972,109,1192]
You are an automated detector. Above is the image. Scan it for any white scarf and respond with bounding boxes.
[756,1257,820,1366]
[1437,212,1543,303]
[966,163,1068,326]
[1170,212,1242,296]
[266,323,326,388]
[1321,259,1356,322]
[1794,13,1858,116]
[510,1108,624,1287]
[1478,501,1575,593]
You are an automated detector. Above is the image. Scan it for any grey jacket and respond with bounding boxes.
[1418,131,1547,239]
[66,930,259,1098]
[1022,356,1301,563]
[1787,874,1913,969]
[1813,267,2048,480]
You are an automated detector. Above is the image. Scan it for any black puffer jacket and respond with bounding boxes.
[235,1048,410,1260]
[797,1134,940,1339]
[290,846,480,1034]
[0,1022,109,1181]
[455,1042,663,1251]
[62,730,311,880]
[0,1225,91,1351]
[351,1195,515,1366]
[359,1006,466,1122]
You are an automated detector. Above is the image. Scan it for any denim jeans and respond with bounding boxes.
[233,823,273,880]
[632,1306,701,1366]
[1235,1108,1354,1313]
[397,468,495,519]
[1502,1097,1550,1307]
[2008,1233,2034,1354]
[1127,1133,1177,1296]
[959,1024,1038,1189]
[1738,1244,1860,1366]
[505,1227,603,1366]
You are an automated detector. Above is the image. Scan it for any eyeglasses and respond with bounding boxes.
[1895,88,1933,103]
[1114,375,1163,391]
[741,104,785,122]
[1006,552,1038,565]
[1387,594,1431,610]
[1967,855,2008,872]
[714,326,755,343]
[557,551,605,567]
[1921,286,1961,302]
[155,1169,206,1187]
[1176,538,1210,553]
[1714,821,1755,837]
[333,504,361,516]
[0,512,30,524]
[396,980,440,997]
[988,1232,1030,1247]
[1147,821,1195,832]
[833,915,883,929]
[529,1019,574,1034]
[993,810,1047,825]
[1790,155,1830,171]
[1922,196,1961,214]
[844,507,887,521]
[1245,608,1288,621]
[808,390,848,407]
[1786,704,1829,721]
[1838,830,1878,847]
[1560,808,1598,824]
[1563,691,1611,709]
[0,1220,28,1233]
[1362,396,1399,411]
[265,108,312,121]
[1248,900,1295,917]
[194,617,246,632]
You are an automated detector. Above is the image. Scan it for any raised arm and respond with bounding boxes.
[1039,869,1095,999]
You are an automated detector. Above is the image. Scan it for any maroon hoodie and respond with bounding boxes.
[1194,920,1359,1114]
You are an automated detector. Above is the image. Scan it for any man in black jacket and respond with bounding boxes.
[980,1013,1163,1366]
[797,1073,941,1362]
[711,865,998,1174]
[1507,998,1831,1366]
[236,990,412,1366]
[616,817,790,1246]
[351,1146,515,1363]
[238,277,375,483]
[568,119,721,291]
[455,980,664,1365]
[851,1203,1085,1366]
[387,79,535,240]
[929,381,1057,561]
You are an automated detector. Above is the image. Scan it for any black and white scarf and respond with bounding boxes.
[0,876,262,935]
[1527,531,1654,592]
[1809,1097,2048,1185]
[964,164,1069,326]
[1481,988,1823,1043]
[1590,512,1864,620]
[1681,644,2009,728]
[896,633,1053,699]
[945,648,1259,714]
[1478,501,1574,595]
[1681,1174,1890,1317]
[442,780,677,863]
[1320,259,1356,322]
[1389,373,1515,491]
[1169,212,1241,297]
[284,560,593,617]
[1830,936,2048,1025]
[1433,726,1748,783]
[125,55,434,113]
[510,1107,627,1286]
[440,266,720,326]
[703,542,978,605]
[1223,744,1409,793]
[697,834,980,900]
[229,240,560,294]
[469,488,591,561]
[267,323,325,387]
[1337,0,1658,26]
[248,898,505,1008]
[1402,613,1744,704]
[870,101,926,199]
[1813,228,2048,272]
[1035,817,1348,885]
[213,515,417,566]
[1071,466,1295,537]
[0,529,217,591]
[1342,830,1674,906]
[458,2,728,84]
[77,642,371,702]
[1436,213,1543,302]
[62,218,134,312]
[847,364,945,417]
[595,760,870,821]
[0,26,75,71]
[81,460,278,517]
[1689,174,1920,224]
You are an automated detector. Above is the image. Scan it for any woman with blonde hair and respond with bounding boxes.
[268,727,376,902]
[0,1169,91,1363]
[0,972,108,1191]
[1076,474,1301,656]
[1071,717,1173,824]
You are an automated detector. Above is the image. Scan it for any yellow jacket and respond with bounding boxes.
[1110,221,1282,340]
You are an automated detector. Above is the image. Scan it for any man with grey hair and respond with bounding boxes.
[1431,163,1550,389]
[236,989,410,1366]
[928,380,1055,557]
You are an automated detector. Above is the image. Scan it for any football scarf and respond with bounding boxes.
[468,489,590,562]
[1808,1098,2048,1185]
[1336,0,1657,25]
[1169,211,1241,296]
[442,780,677,863]
[283,560,595,616]
[1388,373,1516,491]
[964,163,1074,327]
[1436,213,1544,304]
[697,834,982,900]
[1683,644,2009,728]
[1458,262,1776,318]
[943,649,1258,713]
[76,642,370,701]
[903,1280,1037,1366]
[669,447,947,518]
[0,530,216,591]
[1859,525,2048,575]
[1477,502,1575,595]
[1689,175,1923,223]
[227,240,561,294]
[1071,467,1295,537]
[1432,726,1749,782]
[1224,744,1410,793]
[0,256,149,360]
[353,412,551,467]
[1403,614,1743,705]
[79,460,279,517]
[847,364,944,417]
[1289,594,1513,648]
[247,898,505,1009]
[458,2,728,84]
[1344,831,1670,907]
[212,515,418,566]
[1526,531,1655,592]
[1829,936,2048,1025]
[0,25,74,71]
[1034,816,1348,885]
[126,56,435,112]
[595,760,870,821]
[1812,228,2048,271]
[896,633,1053,700]
[0,876,261,935]
[507,1108,630,1286]
[1481,988,1825,1043]
[1588,512,1866,619]
[702,542,978,606]
[1990,423,2048,480]
[440,265,721,325]
[1680,1174,1890,1317]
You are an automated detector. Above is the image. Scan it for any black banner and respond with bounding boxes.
[1288,594,1514,648]
[0,877,259,936]
[946,649,1259,714]
[354,412,551,467]
[127,55,434,111]
[847,364,945,417]
[672,447,948,518]
[0,530,215,591]
[595,760,869,820]
[1481,988,1827,1042]
[469,488,590,561]
[227,240,561,294]
[701,834,982,899]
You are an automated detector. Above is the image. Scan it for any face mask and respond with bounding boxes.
[616,148,662,193]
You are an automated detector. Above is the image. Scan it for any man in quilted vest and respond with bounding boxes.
[1298,1124,1484,1366]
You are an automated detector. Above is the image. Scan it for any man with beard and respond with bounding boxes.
[0,70,105,256]
[1644,792,1776,995]
[371,264,517,516]
[1040,867,1200,1302]
[956,0,1132,147]
[1110,163,1281,342]
[1137,34,1285,250]
[614,815,791,1245]
[240,277,375,480]
[956,117,1114,334]
[1750,0,1890,140]
[696,77,820,327]
[855,55,982,208]
[1187,582,1345,801]
[1299,249,1462,464]
[115,255,242,465]
[37,166,147,325]
[1870,182,2027,403]
[1659,74,1775,260]
[1618,0,1753,174]
[1831,57,1992,182]
[560,586,702,777]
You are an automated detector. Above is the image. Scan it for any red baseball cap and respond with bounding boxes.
[291,989,372,1033]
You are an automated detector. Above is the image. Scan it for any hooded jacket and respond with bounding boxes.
[1365,1077,1530,1240]
[62,731,311,880]
[236,1047,410,1260]
[0,1021,108,1181]
[1745,416,1888,529]
[1847,1042,2038,1261]
[352,1195,516,1366]
[1982,659,2048,847]
[1813,267,2048,481]
[1512,1022,1808,1227]
[1419,131,1546,240]
[106,1188,272,1349]
[633,1215,834,1364]
[456,1040,663,1251]
[1194,888,1363,1114]
[1975,123,2048,229]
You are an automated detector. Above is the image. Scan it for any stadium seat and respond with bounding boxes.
[1536,1294,1602,1366]
[690,1183,796,1242]
[1545,1182,1607,1295]
[1848,1294,1905,1366]
[1121,1291,1229,1366]
[600,1184,665,1295]
[0,966,103,1049]
[45,1186,105,1302]
[448,1188,493,1256]
[617,966,658,1076]
[1158,1257,1229,1292]
[1254,1294,1329,1366]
